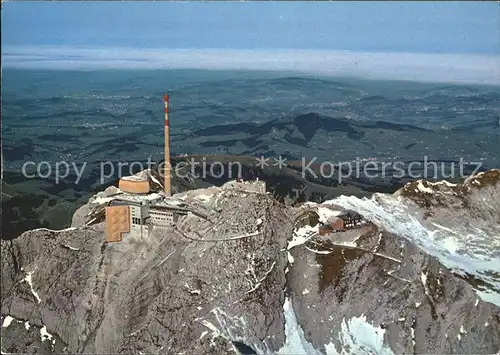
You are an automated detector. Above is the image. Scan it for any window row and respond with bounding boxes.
[151,211,174,217]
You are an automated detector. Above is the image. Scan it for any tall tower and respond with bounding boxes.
[163,93,171,196]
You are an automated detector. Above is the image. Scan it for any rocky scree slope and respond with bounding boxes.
[2,172,500,354]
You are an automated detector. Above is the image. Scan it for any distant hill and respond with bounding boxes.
[177,112,445,161]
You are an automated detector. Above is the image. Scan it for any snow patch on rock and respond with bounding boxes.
[288,225,318,250]
[317,207,342,224]
[416,181,434,194]
[325,315,394,355]
[40,325,56,345]
[23,271,41,303]
[2,316,15,328]
[276,298,321,355]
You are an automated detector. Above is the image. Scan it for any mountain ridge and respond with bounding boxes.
[188,112,430,145]
[1,169,499,354]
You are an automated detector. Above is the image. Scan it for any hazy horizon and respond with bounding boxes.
[2,2,500,84]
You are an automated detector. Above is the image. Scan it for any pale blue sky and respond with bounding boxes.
[3,1,499,54]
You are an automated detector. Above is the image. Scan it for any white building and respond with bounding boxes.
[150,201,190,228]
[222,179,266,194]
[103,190,196,242]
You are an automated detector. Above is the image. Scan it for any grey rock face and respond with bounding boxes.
[2,171,500,354]
[71,186,122,228]
[2,188,292,354]
[396,170,500,262]
[287,225,500,354]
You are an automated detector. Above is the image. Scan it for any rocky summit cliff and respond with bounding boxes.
[1,170,500,354]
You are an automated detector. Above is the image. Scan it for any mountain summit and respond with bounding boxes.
[1,170,500,354]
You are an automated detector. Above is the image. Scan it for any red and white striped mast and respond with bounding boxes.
[163,93,171,196]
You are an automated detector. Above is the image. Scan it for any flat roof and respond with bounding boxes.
[159,198,186,206]
[120,175,148,182]
[151,201,190,211]
[114,192,164,203]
